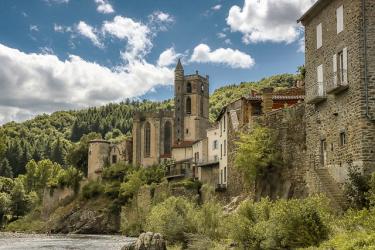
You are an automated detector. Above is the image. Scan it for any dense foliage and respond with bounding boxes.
[235,126,282,185]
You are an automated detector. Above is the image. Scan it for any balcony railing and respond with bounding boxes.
[326,70,349,94]
[306,81,327,104]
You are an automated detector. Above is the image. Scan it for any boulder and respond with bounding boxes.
[122,232,166,250]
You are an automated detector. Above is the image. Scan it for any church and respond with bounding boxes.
[132,59,209,169]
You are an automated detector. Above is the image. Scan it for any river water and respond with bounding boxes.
[0,233,136,250]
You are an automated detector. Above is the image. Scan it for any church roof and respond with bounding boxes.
[175,58,183,71]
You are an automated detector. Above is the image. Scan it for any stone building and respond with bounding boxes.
[298,0,375,200]
[88,139,133,180]
[132,60,210,176]
[132,110,174,167]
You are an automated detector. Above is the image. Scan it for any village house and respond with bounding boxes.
[298,0,375,202]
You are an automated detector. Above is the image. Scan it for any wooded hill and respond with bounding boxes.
[0,73,301,177]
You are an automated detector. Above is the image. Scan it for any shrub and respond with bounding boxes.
[102,163,133,181]
[235,126,282,185]
[228,196,330,249]
[191,201,225,240]
[344,165,370,209]
[146,196,196,243]
[81,181,104,199]
[119,171,143,202]
[170,179,202,191]
[104,181,121,199]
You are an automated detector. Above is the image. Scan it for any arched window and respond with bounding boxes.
[164,121,172,155]
[144,122,151,157]
[201,84,204,93]
[186,97,192,114]
[186,82,192,93]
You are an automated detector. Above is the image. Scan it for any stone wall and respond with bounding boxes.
[42,187,75,218]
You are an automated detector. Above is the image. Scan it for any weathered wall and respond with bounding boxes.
[253,104,308,200]
[42,187,75,218]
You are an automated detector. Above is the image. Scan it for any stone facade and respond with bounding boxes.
[132,110,174,167]
[88,139,132,180]
[299,0,375,193]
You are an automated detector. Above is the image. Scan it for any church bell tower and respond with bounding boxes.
[174,59,209,145]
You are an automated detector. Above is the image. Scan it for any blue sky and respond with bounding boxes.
[0,0,316,124]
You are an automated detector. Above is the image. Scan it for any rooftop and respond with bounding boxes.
[297,0,330,25]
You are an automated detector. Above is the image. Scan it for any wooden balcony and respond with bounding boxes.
[306,81,327,104]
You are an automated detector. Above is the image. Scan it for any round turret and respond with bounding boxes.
[88,139,110,181]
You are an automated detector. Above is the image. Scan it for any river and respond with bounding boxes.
[0,233,136,249]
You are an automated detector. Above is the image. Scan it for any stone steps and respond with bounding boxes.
[315,168,348,210]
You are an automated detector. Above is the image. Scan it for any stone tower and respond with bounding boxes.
[174,59,209,144]
[88,139,110,180]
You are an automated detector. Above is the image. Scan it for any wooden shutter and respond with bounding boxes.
[343,47,348,84]
[333,54,337,86]
[337,6,344,33]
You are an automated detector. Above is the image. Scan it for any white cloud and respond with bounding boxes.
[95,0,114,14]
[102,16,151,61]
[54,23,72,33]
[39,47,54,54]
[224,39,232,45]
[44,0,69,5]
[0,43,173,124]
[76,21,103,48]
[150,11,174,23]
[217,32,226,39]
[212,4,222,11]
[157,47,180,67]
[29,25,39,32]
[227,0,316,44]
[190,43,254,69]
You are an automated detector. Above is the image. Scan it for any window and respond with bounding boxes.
[224,140,227,156]
[220,170,223,184]
[214,155,218,161]
[186,82,192,93]
[144,122,151,157]
[333,48,348,86]
[186,129,189,134]
[340,132,346,146]
[186,97,191,114]
[316,23,322,49]
[224,167,227,183]
[164,121,172,155]
[112,155,117,164]
[200,97,204,117]
[337,5,344,33]
[201,84,204,93]
[213,140,218,149]
[220,144,222,159]
[194,152,199,163]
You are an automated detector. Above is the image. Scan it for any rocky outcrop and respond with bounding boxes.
[122,232,166,250]
[46,197,120,234]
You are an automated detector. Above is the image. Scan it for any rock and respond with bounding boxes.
[122,232,166,250]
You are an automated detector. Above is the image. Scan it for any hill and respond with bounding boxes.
[0,72,302,177]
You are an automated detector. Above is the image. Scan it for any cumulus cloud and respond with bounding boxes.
[95,0,114,14]
[157,47,181,67]
[102,16,152,61]
[0,43,173,124]
[76,21,103,48]
[227,0,316,44]
[190,44,254,69]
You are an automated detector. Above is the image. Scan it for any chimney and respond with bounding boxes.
[261,87,274,113]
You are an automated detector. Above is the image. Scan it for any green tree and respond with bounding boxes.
[0,158,13,178]
[0,192,11,227]
[66,132,102,175]
[235,126,282,185]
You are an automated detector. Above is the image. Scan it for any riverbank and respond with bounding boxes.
[0,232,136,250]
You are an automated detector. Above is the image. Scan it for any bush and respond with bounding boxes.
[344,165,370,209]
[235,126,282,185]
[81,181,104,199]
[228,196,330,249]
[119,171,143,202]
[102,163,133,181]
[146,196,196,243]
[170,179,202,191]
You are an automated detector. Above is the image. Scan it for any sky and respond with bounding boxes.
[0,0,317,124]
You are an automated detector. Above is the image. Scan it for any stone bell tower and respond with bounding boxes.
[174,59,209,144]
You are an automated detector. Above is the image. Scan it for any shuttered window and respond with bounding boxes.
[337,5,344,33]
[317,23,322,49]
